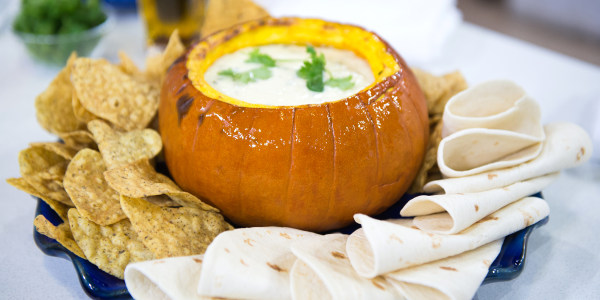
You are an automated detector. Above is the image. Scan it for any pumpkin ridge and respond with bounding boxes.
[324,104,336,223]
[190,100,214,153]
[361,101,380,213]
[283,107,297,224]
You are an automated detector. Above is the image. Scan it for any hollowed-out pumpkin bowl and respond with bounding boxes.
[159,17,429,232]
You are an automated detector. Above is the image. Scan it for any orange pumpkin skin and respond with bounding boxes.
[159,18,429,232]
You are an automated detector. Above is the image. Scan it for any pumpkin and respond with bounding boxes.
[159,17,429,232]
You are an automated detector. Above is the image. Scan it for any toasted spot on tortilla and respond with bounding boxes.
[153,260,165,264]
[279,232,291,239]
[410,225,419,230]
[577,147,585,161]
[224,248,230,253]
[371,280,385,290]
[266,262,286,272]
[440,266,458,271]
[474,204,479,212]
[521,210,535,226]
[331,251,346,259]
[487,173,498,180]
[477,216,499,223]
[240,259,248,266]
[390,234,403,244]
[244,238,255,246]
[193,258,203,264]
[432,238,441,249]
[483,259,492,267]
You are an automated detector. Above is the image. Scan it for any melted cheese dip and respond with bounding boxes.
[204,44,374,106]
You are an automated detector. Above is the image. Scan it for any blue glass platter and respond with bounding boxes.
[33,192,547,299]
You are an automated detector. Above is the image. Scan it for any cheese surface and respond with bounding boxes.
[204,44,374,106]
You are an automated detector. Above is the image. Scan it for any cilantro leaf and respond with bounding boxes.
[325,75,355,90]
[249,66,272,80]
[246,49,276,67]
[297,46,326,92]
[218,67,272,84]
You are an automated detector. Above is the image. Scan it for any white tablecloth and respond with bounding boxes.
[1,10,599,300]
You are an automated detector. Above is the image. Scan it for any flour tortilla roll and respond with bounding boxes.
[197,227,317,300]
[438,128,544,177]
[125,255,209,300]
[439,80,544,177]
[441,80,542,137]
[290,234,399,300]
[425,122,592,194]
[347,197,549,278]
[401,172,558,234]
[385,239,503,300]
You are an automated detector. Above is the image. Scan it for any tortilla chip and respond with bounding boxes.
[63,149,126,225]
[57,130,97,151]
[71,58,160,131]
[35,52,85,134]
[68,209,154,279]
[118,51,142,75]
[409,69,468,192]
[29,142,79,160]
[145,30,186,82]
[72,90,99,124]
[88,120,162,169]
[104,159,218,212]
[411,68,468,116]
[144,195,179,207]
[7,177,71,221]
[121,196,233,259]
[34,215,85,258]
[18,146,72,206]
[201,0,270,38]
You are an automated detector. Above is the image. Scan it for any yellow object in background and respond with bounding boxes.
[137,0,206,45]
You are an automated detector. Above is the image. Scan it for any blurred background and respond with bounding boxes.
[1,0,598,66]
[458,0,600,66]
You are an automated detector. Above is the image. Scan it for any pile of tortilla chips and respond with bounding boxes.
[7,32,233,279]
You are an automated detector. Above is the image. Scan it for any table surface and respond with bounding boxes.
[1,10,599,300]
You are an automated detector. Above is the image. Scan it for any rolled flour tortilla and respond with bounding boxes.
[425,122,592,194]
[290,234,399,300]
[401,172,558,234]
[441,80,542,137]
[385,239,503,300]
[197,227,317,300]
[125,255,209,300]
[438,128,543,177]
[347,197,549,278]
[439,80,545,177]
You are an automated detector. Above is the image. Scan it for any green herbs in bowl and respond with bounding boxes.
[12,0,110,65]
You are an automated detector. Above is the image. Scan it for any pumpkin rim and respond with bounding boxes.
[186,17,400,109]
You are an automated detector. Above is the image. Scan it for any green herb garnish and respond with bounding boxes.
[246,49,276,67]
[218,67,272,84]
[297,46,326,92]
[325,75,355,90]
